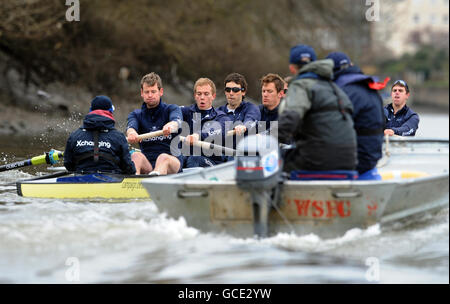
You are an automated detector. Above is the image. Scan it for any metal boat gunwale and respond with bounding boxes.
[17,173,157,184]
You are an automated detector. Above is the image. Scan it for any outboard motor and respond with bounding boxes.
[235,135,282,238]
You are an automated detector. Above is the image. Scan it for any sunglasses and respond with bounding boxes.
[225,87,244,93]
[284,89,288,94]
[393,80,409,91]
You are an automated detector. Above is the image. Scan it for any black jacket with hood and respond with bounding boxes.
[64,110,136,174]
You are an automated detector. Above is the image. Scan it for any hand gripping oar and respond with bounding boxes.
[137,130,165,141]
[179,136,237,156]
[0,149,64,172]
[226,129,236,136]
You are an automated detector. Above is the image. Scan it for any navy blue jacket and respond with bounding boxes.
[384,103,419,136]
[258,104,279,133]
[217,100,261,131]
[64,111,136,174]
[181,104,232,164]
[127,101,183,161]
[217,100,261,149]
[333,66,384,174]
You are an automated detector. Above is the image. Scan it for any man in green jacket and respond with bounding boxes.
[278,44,357,173]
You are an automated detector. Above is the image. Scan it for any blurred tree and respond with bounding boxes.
[0,0,372,101]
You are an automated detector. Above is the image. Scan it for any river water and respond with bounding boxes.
[0,110,448,284]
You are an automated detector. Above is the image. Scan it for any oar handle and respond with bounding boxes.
[227,130,236,136]
[137,130,164,140]
[179,136,236,156]
[227,125,248,136]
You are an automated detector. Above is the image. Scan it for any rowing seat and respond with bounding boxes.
[290,170,359,181]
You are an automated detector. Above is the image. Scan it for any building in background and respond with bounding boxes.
[372,0,449,57]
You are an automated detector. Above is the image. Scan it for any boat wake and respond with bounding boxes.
[231,224,382,253]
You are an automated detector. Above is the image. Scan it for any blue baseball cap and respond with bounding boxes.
[90,95,115,113]
[289,44,317,65]
[326,52,352,71]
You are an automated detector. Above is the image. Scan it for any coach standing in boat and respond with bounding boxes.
[64,95,136,174]
[258,73,285,134]
[384,79,420,136]
[181,78,232,168]
[217,73,260,148]
[278,44,357,172]
[326,52,386,180]
[126,72,183,175]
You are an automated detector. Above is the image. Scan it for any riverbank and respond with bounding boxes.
[0,83,198,137]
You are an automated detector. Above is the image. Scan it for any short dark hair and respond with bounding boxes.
[224,73,248,92]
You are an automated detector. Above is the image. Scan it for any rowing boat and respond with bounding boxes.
[377,137,449,223]
[141,137,449,238]
[16,167,204,199]
[17,173,152,199]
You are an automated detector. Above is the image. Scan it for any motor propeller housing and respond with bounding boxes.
[235,135,281,190]
[235,135,283,238]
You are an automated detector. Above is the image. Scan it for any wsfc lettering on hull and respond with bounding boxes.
[286,199,351,218]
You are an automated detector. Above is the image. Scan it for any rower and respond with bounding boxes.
[180,77,232,168]
[126,72,184,175]
[63,96,136,175]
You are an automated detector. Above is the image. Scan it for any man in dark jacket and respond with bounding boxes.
[181,77,232,167]
[64,96,136,174]
[384,80,419,136]
[127,72,183,175]
[326,52,386,179]
[258,73,285,134]
[279,44,357,173]
[217,73,261,149]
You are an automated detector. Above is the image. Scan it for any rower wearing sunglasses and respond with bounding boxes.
[217,73,261,149]
[384,80,420,136]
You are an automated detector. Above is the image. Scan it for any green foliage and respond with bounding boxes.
[378,44,449,85]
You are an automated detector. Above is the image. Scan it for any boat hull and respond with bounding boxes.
[381,174,449,223]
[17,174,151,199]
[143,138,449,238]
[149,177,397,238]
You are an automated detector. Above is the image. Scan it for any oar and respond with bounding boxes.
[137,130,165,141]
[227,129,236,136]
[227,125,268,137]
[179,136,237,156]
[377,135,394,168]
[385,134,391,157]
[0,149,64,172]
